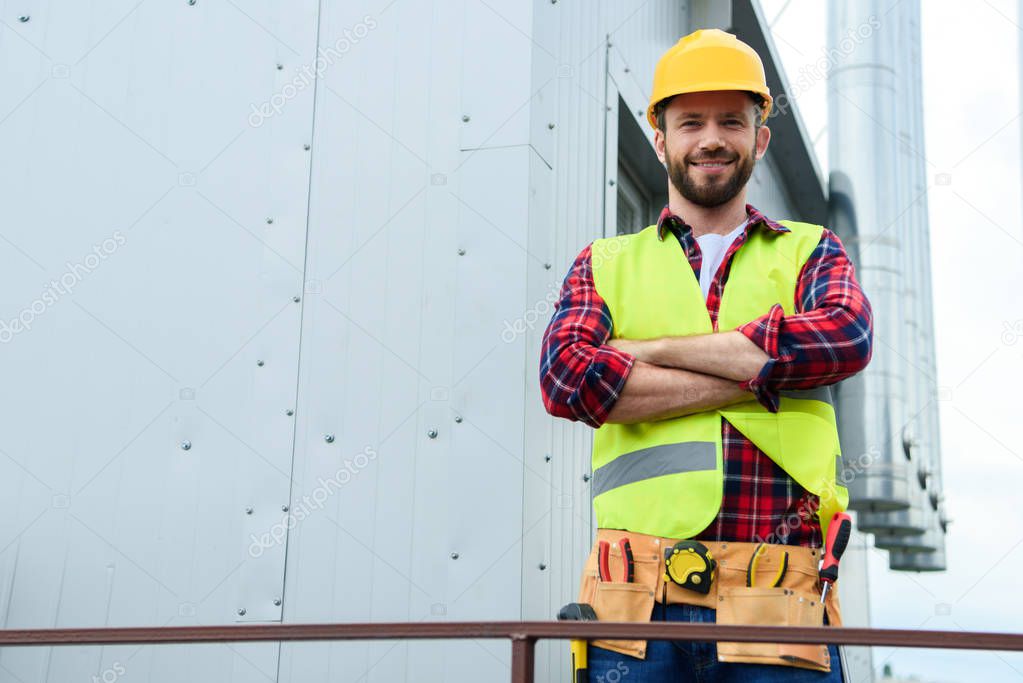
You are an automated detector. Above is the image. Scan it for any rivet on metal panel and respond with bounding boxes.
[450,552,459,560]
[324,434,335,443]
[256,360,264,367]
[276,63,284,70]
[427,429,438,439]
[266,217,273,224]
[188,0,196,4]
[547,123,555,130]
[454,415,462,423]
[273,598,282,606]
[286,409,294,416]
[293,295,301,303]
[457,248,465,256]
[624,67,630,73]
[281,505,289,512]
[582,473,590,482]
[462,115,470,122]
[237,608,246,616]
[18,14,29,21]
[544,263,551,270]
[180,440,191,451]
[544,454,551,462]
[637,110,643,118]
[303,144,311,151]
[538,563,547,570]
[245,507,253,515]
[608,180,615,186]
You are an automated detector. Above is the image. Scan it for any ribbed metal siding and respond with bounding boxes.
[0,2,319,682]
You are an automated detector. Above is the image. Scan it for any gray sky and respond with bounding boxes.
[761,1,1023,680]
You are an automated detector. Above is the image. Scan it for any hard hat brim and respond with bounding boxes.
[646,84,773,130]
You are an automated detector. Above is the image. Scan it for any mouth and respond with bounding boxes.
[690,159,734,174]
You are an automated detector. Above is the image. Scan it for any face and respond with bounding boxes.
[655,90,770,208]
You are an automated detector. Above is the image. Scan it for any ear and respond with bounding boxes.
[754,124,771,161]
[654,128,666,165]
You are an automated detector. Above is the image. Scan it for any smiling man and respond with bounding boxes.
[540,29,873,681]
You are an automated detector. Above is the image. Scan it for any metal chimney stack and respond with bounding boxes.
[890,0,947,569]
[830,0,948,569]
[829,0,912,514]
[856,0,929,545]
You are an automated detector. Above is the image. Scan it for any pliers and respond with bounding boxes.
[597,538,635,583]
[746,542,789,588]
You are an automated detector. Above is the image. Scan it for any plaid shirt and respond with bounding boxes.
[539,204,873,548]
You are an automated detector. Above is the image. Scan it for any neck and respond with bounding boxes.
[667,188,749,238]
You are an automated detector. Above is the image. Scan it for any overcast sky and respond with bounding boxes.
[761,1,1023,681]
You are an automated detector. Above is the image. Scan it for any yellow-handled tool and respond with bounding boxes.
[558,602,597,683]
[746,542,789,587]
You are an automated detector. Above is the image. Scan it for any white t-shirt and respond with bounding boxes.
[695,218,749,300]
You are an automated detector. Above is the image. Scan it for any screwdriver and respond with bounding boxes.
[819,512,852,604]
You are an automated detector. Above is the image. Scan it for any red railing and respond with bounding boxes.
[2,622,1023,682]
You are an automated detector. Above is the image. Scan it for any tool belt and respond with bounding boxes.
[576,528,843,672]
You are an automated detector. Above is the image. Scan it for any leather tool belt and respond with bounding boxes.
[576,528,844,672]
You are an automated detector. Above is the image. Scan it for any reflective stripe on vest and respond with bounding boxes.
[590,221,849,541]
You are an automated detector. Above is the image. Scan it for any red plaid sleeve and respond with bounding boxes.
[737,228,873,410]
[539,244,636,428]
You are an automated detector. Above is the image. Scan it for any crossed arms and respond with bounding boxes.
[538,230,873,428]
[598,331,769,423]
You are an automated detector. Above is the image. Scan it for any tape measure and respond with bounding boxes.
[663,540,716,594]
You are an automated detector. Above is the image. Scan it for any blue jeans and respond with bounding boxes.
[587,602,843,683]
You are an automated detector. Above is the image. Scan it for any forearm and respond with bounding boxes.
[641,330,769,381]
[604,360,753,424]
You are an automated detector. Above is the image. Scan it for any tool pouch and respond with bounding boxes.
[715,585,831,671]
[577,541,659,659]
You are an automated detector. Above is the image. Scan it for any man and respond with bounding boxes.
[539,29,872,681]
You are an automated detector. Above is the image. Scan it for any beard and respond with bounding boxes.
[666,142,757,208]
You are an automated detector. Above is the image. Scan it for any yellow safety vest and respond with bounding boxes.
[589,220,848,542]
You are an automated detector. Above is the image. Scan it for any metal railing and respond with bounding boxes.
[2,622,1023,683]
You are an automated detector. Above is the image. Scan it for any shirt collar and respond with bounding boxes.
[656,203,789,241]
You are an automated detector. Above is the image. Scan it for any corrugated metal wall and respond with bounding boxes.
[0,1,319,681]
[0,1,815,681]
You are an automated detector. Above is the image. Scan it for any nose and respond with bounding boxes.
[696,122,727,153]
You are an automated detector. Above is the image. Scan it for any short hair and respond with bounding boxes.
[655,91,765,134]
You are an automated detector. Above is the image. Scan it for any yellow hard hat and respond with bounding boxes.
[646,29,772,130]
